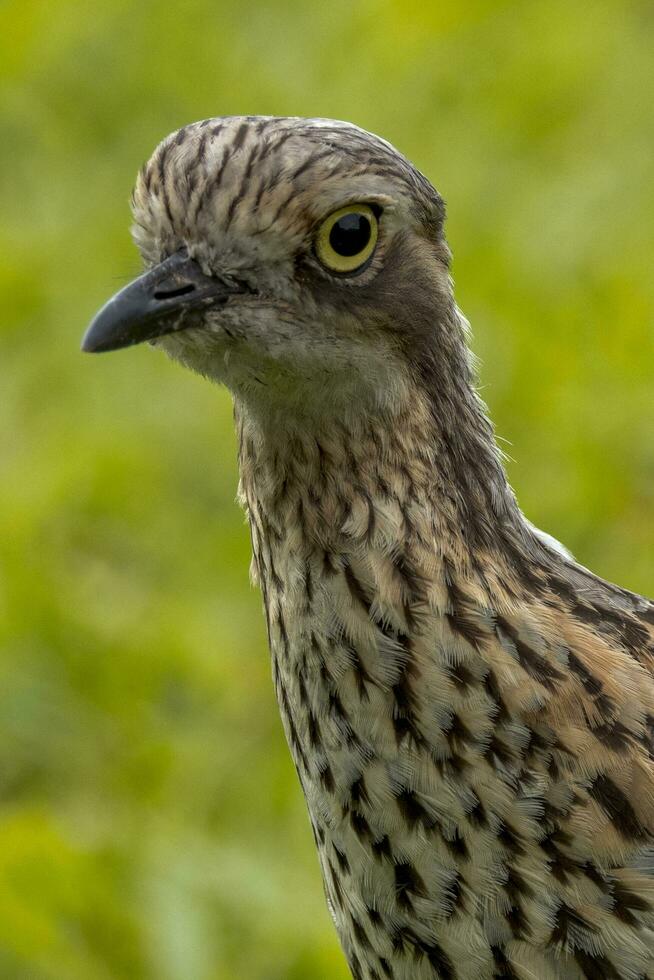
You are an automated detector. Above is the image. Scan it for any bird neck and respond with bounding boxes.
[234,374,526,577]
[232,379,591,976]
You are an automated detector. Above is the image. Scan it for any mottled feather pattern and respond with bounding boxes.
[237,399,654,980]
[126,116,654,979]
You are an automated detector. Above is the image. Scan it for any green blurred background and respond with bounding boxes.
[1,1,653,977]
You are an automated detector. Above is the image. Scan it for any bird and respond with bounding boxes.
[83,116,654,980]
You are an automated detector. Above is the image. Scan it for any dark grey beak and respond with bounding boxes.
[81,250,246,353]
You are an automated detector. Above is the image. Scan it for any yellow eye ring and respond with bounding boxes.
[315,204,379,274]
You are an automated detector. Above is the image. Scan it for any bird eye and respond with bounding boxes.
[315,204,379,274]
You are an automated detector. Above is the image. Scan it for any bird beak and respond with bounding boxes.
[81,250,246,353]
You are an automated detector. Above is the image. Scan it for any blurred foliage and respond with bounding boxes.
[1,0,654,977]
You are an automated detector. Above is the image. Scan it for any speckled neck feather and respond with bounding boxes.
[236,376,654,980]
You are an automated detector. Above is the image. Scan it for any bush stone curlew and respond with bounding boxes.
[83,116,654,980]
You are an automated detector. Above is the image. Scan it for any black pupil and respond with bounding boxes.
[329,212,371,257]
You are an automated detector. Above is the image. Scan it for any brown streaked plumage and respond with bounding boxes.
[84,116,654,980]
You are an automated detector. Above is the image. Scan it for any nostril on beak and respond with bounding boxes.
[153,283,197,300]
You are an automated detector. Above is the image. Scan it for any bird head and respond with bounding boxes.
[83,116,458,424]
